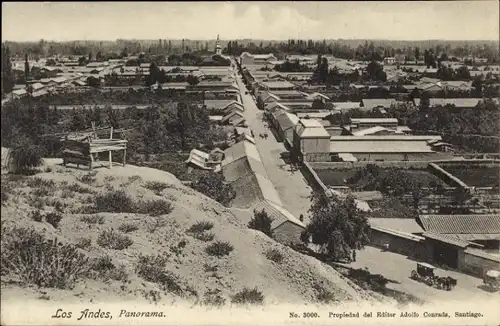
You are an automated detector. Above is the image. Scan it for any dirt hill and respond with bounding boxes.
[1,153,371,307]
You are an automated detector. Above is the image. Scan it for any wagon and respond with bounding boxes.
[411,262,437,286]
[483,270,500,291]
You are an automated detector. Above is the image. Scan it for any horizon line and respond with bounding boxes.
[3,38,499,43]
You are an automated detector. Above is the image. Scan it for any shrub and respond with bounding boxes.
[205,241,233,257]
[97,229,133,250]
[78,173,96,185]
[1,226,90,289]
[80,215,105,225]
[66,182,93,194]
[146,216,167,233]
[45,212,63,228]
[265,248,284,263]
[118,223,139,233]
[75,237,92,250]
[248,209,273,237]
[32,187,50,197]
[143,181,172,194]
[203,289,226,307]
[26,177,55,189]
[136,254,183,295]
[193,232,215,242]
[187,221,214,234]
[89,255,129,282]
[29,210,44,222]
[127,175,142,184]
[94,190,134,213]
[7,144,44,174]
[136,199,173,216]
[1,184,10,204]
[231,287,264,305]
[313,283,336,304]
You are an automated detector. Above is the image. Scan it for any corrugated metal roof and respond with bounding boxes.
[369,218,423,234]
[351,118,398,124]
[361,99,397,109]
[352,126,394,136]
[261,81,296,89]
[418,214,500,234]
[330,140,434,153]
[422,232,470,248]
[185,149,212,170]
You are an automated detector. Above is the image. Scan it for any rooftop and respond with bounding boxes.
[351,118,398,124]
[330,139,435,153]
[253,200,306,230]
[369,218,424,234]
[418,214,500,235]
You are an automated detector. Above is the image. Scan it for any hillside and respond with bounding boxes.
[1,152,370,307]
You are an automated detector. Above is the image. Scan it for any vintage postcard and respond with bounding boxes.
[1,1,499,325]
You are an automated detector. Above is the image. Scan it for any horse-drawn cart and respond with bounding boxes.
[411,262,457,291]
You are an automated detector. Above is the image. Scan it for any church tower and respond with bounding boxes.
[215,34,221,55]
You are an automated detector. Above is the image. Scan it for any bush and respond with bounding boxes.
[203,289,226,307]
[97,229,133,250]
[30,210,44,222]
[136,199,173,216]
[143,181,172,194]
[265,248,284,263]
[313,283,336,304]
[136,254,183,295]
[26,177,55,189]
[231,287,264,305]
[187,221,214,234]
[205,241,233,257]
[80,215,105,225]
[146,216,167,233]
[90,255,129,282]
[118,223,139,233]
[78,173,96,185]
[193,232,215,242]
[45,212,63,228]
[1,226,90,289]
[94,190,134,213]
[248,209,273,237]
[203,263,218,273]
[66,182,93,194]
[7,143,44,174]
[75,237,92,250]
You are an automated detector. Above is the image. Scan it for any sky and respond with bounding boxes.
[2,1,499,42]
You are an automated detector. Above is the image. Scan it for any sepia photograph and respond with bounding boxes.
[1,1,499,325]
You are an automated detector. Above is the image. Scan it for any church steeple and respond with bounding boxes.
[215,34,221,55]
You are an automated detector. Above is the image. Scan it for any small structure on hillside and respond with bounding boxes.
[185,148,224,172]
[61,125,128,170]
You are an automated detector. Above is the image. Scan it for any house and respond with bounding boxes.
[222,139,282,208]
[329,135,448,162]
[383,57,397,65]
[272,111,300,143]
[292,119,331,162]
[12,88,28,99]
[221,101,244,114]
[252,200,306,245]
[361,99,398,111]
[413,98,483,110]
[350,126,400,136]
[239,52,277,66]
[417,214,500,272]
[256,91,280,109]
[350,118,399,129]
[260,81,296,92]
[329,102,362,111]
[220,110,246,127]
[185,149,221,171]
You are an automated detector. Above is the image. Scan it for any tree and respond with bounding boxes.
[304,192,370,261]
[24,52,30,83]
[192,173,236,207]
[366,61,386,82]
[1,45,15,95]
[186,74,200,86]
[414,47,420,61]
[7,137,44,174]
[248,209,273,237]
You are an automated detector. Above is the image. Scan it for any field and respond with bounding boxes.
[441,166,500,187]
